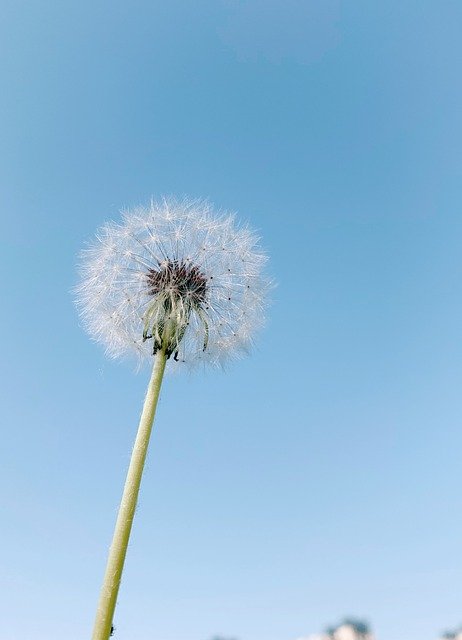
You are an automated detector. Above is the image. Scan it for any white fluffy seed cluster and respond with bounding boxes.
[75,198,270,368]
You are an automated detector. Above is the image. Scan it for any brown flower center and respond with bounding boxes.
[146,259,208,306]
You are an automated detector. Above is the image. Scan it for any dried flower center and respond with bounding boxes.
[142,259,209,360]
[146,259,208,304]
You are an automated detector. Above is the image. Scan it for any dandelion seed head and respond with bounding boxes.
[75,198,270,369]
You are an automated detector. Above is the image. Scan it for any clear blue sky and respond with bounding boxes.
[1,3,461,640]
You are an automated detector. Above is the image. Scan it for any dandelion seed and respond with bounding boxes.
[76,198,269,368]
[75,197,270,640]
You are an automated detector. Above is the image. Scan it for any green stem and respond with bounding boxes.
[92,349,168,640]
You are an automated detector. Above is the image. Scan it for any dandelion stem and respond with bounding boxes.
[91,349,168,640]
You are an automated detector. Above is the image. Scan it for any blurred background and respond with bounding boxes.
[1,2,461,639]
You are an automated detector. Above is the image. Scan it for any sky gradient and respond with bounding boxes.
[1,2,462,640]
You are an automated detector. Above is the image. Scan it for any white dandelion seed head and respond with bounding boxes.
[75,198,270,369]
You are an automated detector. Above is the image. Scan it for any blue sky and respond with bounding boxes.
[1,2,462,640]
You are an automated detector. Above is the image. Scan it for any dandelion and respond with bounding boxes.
[75,198,270,640]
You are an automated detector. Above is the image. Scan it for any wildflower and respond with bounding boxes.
[75,197,270,640]
[75,198,269,368]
